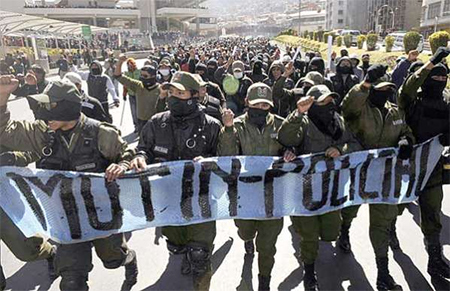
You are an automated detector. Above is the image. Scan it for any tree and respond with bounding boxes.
[403,31,421,53]
[429,31,450,54]
[366,34,378,51]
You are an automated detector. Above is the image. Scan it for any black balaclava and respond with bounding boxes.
[336,57,353,75]
[369,87,395,109]
[308,100,343,140]
[90,61,103,76]
[195,63,208,81]
[308,57,326,75]
[206,59,218,81]
[247,108,269,130]
[140,65,157,90]
[421,64,448,100]
[253,60,263,75]
[167,96,199,118]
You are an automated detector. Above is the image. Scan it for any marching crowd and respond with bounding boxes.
[0,36,449,291]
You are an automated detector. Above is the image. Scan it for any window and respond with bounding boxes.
[444,0,450,16]
[428,2,441,20]
[338,19,344,24]
[338,10,344,15]
[339,1,344,6]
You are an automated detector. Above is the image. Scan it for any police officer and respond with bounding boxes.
[397,47,450,280]
[330,57,360,107]
[340,65,415,290]
[71,61,119,119]
[0,77,138,291]
[218,83,286,291]
[110,71,221,290]
[194,74,224,121]
[63,72,111,123]
[278,85,361,291]
[115,55,160,132]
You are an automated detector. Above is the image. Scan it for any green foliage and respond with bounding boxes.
[385,35,395,52]
[323,32,330,43]
[317,30,324,42]
[278,28,297,36]
[309,31,314,40]
[343,34,352,48]
[366,34,378,51]
[357,35,366,49]
[336,36,342,47]
[403,31,421,53]
[303,30,309,38]
[429,31,450,54]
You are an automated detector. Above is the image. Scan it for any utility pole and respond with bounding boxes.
[298,0,301,36]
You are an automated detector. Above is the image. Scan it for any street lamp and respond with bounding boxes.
[298,0,301,36]
[375,4,395,34]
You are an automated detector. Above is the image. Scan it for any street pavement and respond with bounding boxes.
[1,60,450,291]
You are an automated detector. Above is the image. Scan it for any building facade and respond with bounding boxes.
[366,0,423,34]
[325,0,368,31]
[420,0,450,38]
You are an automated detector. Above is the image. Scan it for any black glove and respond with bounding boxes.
[430,47,450,65]
[398,137,413,160]
[365,64,388,83]
[0,152,16,166]
[439,133,450,146]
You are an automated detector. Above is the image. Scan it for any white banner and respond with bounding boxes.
[0,137,443,244]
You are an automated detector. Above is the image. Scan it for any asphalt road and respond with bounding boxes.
[1,60,450,291]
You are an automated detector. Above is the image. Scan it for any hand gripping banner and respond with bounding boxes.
[0,137,443,244]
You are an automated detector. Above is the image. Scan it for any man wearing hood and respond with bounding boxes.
[63,72,111,123]
[194,63,226,102]
[263,60,295,89]
[349,54,364,82]
[206,59,219,85]
[359,54,372,79]
[0,77,138,291]
[70,60,119,119]
[215,60,253,115]
[157,59,174,84]
[278,85,361,291]
[396,47,450,281]
[330,57,360,107]
[340,64,415,291]
[115,56,160,133]
[248,59,268,83]
[306,57,334,91]
[109,71,221,291]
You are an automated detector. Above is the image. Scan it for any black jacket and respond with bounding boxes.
[137,109,221,163]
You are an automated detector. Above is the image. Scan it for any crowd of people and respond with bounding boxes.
[0,35,449,291]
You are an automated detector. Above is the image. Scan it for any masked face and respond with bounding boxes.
[337,65,352,75]
[207,66,216,76]
[247,107,269,129]
[308,101,336,128]
[31,100,81,122]
[234,71,244,79]
[369,88,394,109]
[91,66,101,75]
[422,75,447,99]
[159,68,171,77]
[167,96,199,117]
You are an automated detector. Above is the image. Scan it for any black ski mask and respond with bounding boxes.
[369,87,395,109]
[247,107,269,129]
[140,65,157,90]
[168,96,199,118]
[421,64,448,100]
[308,100,343,140]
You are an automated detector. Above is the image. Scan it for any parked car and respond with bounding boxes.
[382,32,424,52]
[340,30,361,45]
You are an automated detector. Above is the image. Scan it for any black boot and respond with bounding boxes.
[338,224,352,253]
[376,257,402,291]
[389,219,400,250]
[427,244,450,279]
[303,263,319,291]
[0,265,6,291]
[47,246,57,281]
[258,274,271,291]
[189,246,212,291]
[121,250,138,291]
[245,240,255,255]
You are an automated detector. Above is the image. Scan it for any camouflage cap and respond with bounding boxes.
[162,71,200,91]
[28,80,82,104]
[159,58,172,67]
[302,71,324,86]
[193,74,208,87]
[307,85,339,103]
[247,83,274,107]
